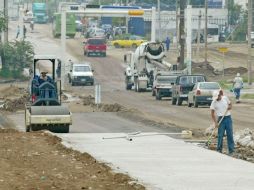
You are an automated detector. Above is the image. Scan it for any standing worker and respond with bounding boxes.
[210,91,234,155]
[233,73,243,103]
[165,37,170,51]
[30,20,34,31]
[23,25,27,39]
[16,25,20,39]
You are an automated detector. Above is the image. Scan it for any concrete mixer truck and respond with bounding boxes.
[124,42,172,92]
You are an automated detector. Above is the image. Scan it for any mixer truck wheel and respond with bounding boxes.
[172,97,177,105]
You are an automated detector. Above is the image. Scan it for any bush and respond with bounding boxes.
[0,40,34,79]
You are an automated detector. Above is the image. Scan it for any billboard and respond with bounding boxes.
[208,0,223,8]
[191,0,223,8]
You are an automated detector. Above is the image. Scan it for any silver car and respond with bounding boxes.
[187,82,222,108]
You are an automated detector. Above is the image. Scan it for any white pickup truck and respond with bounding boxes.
[68,62,94,86]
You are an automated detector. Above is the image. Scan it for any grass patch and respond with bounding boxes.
[219,80,233,90]
[241,93,254,99]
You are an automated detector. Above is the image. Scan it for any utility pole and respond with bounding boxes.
[197,10,201,62]
[204,0,208,64]
[179,0,186,68]
[158,0,161,41]
[3,0,8,43]
[176,0,179,53]
[247,0,253,85]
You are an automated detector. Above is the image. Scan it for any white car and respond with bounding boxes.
[68,62,94,86]
[86,27,105,38]
[187,82,222,108]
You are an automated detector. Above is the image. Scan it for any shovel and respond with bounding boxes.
[206,109,228,147]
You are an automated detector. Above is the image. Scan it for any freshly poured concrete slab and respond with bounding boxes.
[58,133,254,190]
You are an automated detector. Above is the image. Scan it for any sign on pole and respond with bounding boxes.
[218,47,228,53]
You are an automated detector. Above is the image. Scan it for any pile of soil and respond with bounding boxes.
[81,95,124,112]
[192,62,248,81]
[2,94,29,112]
[0,86,27,99]
[0,128,145,190]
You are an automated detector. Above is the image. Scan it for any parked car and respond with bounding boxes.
[187,82,222,108]
[85,27,105,38]
[171,74,206,106]
[83,38,107,57]
[152,74,178,100]
[111,35,146,48]
[75,20,83,32]
[68,62,94,86]
[219,33,226,42]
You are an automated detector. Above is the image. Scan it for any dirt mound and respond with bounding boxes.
[82,95,94,106]
[2,94,29,112]
[0,129,145,190]
[80,95,124,112]
[224,67,248,75]
[0,86,26,98]
[98,103,123,112]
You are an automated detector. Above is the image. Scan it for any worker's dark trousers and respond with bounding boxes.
[234,88,241,100]
[217,115,234,153]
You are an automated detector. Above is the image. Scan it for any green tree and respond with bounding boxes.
[0,41,34,78]
[0,11,8,34]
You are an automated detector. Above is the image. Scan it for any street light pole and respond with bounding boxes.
[179,0,186,68]
[176,0,179,51]
[4,0,8,43]
[247,0,253,85]
[204,0,208,64]
[158,0,161,41]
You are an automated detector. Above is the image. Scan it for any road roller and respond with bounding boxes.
[25,55,72,133]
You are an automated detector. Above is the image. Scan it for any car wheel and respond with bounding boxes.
[152,89,155,96]
[194,97,198,108]
[87,52,90,57]
[172,97,177,105]
[114,43,120,48]
[132,43,137,48]
[136,82,140,92]
[188,101,192,107]
[156,91,161,100]
[177,97,182,106]
[84,51,86,56]
[71,81,75,86]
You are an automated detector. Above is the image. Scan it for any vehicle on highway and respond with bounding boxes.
[68,62,94,86]
[187,82,222,108]
[32,3,48,23]
[152,72,178,100]
[124,42,172,92]
[75,20,83,32]
[25,55,72,133]
[83,38,107,57]
[52,13,76,38]
[112,35,146,48]
[171,74,206,106]
[86,27,106,38]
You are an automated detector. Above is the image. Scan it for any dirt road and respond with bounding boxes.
[63,36,254,136]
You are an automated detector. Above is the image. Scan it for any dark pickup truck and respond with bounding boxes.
[171,74,206,105]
